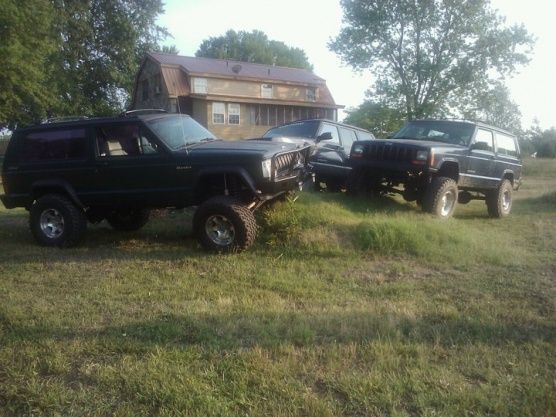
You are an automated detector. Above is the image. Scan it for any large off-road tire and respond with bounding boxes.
[323,179,343,193]
[29,194,87,247]
[106,209,150,231]
[423,177,458,218]
[193,196,257,252]
[486,179,513,218]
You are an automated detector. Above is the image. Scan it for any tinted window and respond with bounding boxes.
[20,128,87,162]
[473,129,494,152]
[393,121,474,145]
[339,127,357,153]
[496,132,518,157]
[96,124,159,157]
[319,124,340,144]
[263,121,319,139]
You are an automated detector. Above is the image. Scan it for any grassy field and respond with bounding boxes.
[0,159,554,416]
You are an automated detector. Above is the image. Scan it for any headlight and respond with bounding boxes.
[415,150,428,161]
[261,159,272,178]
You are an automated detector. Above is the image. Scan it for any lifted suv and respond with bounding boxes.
[1,112,310,251]
[349,119,522,218]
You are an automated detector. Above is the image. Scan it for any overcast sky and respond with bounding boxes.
[158,0,556,129]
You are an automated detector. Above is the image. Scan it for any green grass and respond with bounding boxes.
[0,159,555,416]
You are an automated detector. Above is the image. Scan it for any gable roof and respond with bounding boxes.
[148,52,326,85]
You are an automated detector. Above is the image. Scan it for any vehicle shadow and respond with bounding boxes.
[2,309,554,351]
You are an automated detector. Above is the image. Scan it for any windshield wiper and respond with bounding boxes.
[175,138,217,151]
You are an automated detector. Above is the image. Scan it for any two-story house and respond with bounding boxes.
[132,53,343,139]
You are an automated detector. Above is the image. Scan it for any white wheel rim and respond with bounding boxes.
[440,190,456,217]
[502,189,511,212]
[40,209,65,239]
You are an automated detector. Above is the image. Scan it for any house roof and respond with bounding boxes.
[148,52,326,85]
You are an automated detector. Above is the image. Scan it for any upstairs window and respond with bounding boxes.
[142,79,149,101]
[193,77,208,94]
[261,84,273,99]
[228,103,240,125]
[212,102,225,124]
[153,73,162,95]
[306,87,317,102]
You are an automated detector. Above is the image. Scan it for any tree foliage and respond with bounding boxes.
[330,0,534,123]
[343,101,405,137]
[196,30,313,70]
[0,0,168,128]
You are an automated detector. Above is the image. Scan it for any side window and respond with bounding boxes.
[473,129,494,152]
[339,127,357,153]
[319,124,340,145]
[20,128,87,162]
[228,103,240,125]
[496,132,518,157]
[96,124,159,157]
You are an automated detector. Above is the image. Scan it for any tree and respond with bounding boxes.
[0,0,169,128]
[461,82,522,134]
[330,0,534,122]
[196,30,313,70]
[49,0,168,117]
[0,0,57,128]
[343,100,405,137]
[159,45,179,54]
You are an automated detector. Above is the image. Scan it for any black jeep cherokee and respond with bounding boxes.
[0,112,310,251]
[349,119,522,218]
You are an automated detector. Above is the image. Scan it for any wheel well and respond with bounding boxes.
[194,173,254,204]
[503,172,514,184]
[436,162,459,182]
[32,186,69,201]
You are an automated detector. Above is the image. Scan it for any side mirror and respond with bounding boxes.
[316,131,333,142]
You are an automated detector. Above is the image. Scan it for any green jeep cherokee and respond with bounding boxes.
[0,112,310,251]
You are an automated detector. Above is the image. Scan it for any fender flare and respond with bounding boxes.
[31,180,85,209]
[193,166,260,196]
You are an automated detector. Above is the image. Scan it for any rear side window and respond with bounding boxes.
[96,124,159,157]
[496,133,519,157]
[20,128,87,162]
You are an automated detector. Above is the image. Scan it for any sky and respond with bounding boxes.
[158,0,556,129]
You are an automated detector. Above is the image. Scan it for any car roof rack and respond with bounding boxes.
[119,109,168,118]
[43,116,89,124]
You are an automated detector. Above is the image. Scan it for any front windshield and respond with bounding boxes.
[263,121,319,139]
[146,115,217,150]
[392,121,475,146]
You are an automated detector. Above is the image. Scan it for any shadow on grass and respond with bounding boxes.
[513,191,556,215]
[2,310,554,351]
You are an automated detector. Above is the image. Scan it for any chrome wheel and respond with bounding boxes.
[40,209,65,239]
[205,214,235,246]
[440,190,456,217]
[502,189,512,212]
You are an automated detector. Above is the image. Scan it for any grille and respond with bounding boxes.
[365,142,416,163]
[273,150,305,179]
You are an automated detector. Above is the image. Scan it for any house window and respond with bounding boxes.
[193,77,208,94]
[261,84,273,99]
[154,74,162,95]
[307,87,317,102]
[228,103,240,125]
[212,102,225,124]
[168,98,178,113]
[142,79,149,101]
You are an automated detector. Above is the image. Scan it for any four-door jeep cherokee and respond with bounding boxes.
[0,111,310,251]
[349,119,522,218]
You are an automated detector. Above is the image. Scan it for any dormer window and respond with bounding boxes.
[261,84,273,99]
[306,87,317,102]
[193,77,208,94]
